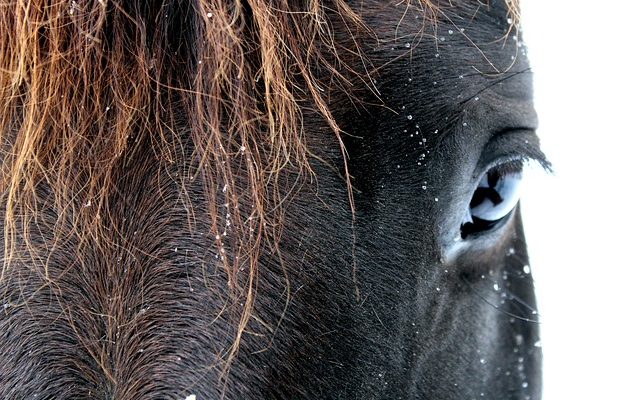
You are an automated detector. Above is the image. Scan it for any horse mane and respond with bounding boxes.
[0,0,518,374]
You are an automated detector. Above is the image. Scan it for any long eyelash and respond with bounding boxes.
[485,128,553,174]
[489,159,524,179]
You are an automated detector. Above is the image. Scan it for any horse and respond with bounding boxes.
[0,0,547,398]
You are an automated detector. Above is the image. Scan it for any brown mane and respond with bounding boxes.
[0,0,519,376]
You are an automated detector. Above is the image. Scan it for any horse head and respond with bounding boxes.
[0,1,546,398]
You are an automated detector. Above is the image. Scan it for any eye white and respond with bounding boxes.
[461,161,525,239]
[470,169,523,222]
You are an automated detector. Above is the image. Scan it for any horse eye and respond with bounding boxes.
[461,161,523,238]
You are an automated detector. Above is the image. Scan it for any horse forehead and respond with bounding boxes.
[356,2,529,86]
[359,1,511,39]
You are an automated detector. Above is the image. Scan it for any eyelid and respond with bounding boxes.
[477,129,551,178]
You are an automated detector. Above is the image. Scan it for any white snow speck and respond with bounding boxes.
[185,395,197,400]
[515,334,524,345]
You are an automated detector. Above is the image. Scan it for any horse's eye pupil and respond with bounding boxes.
[461,162,523,238]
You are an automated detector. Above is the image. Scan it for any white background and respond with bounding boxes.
[520,1,640,398]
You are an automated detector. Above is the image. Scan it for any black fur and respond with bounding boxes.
[0,1,543,399]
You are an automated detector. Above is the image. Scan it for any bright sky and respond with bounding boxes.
[520,1,640,398]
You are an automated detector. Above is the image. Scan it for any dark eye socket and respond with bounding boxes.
[461,160,524,239]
